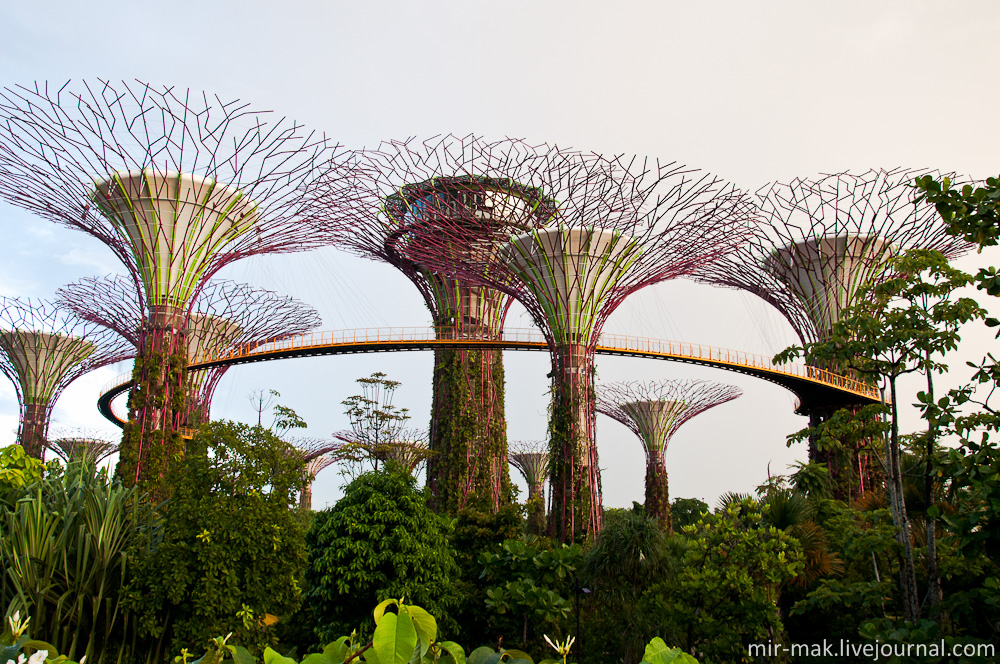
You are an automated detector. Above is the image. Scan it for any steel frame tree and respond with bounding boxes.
[0,80,331,494]
[0,297,131,458]
[57,274,322,424]
[695,168,971,497]
[508,439,550,535]
[45,429,119,465]
[308,136,565,514]
[286,436,342,511]
[596,379,741,532]
[345,143,755,540]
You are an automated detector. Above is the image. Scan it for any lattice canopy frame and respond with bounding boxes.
[352,143,755,540]
[57,274,322,424]
[0,80,332,492]
[0,297,131,458]
[309,136,570,514]
[597,379,741,531]
[45,431,119,465]
[508,439,550,535]
[695,169,971,346]
[286,436,342,511]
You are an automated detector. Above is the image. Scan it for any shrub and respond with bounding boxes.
[305,466,461,643]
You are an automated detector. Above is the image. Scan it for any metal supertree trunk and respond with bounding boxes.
[508,439,550,535]
[0,298,131,457]
[328,139,755,540]
[694,168,972,497]
[0,80,331,494]
[306,136,566,514]
[596,379,741,533]
[57,274,322,425]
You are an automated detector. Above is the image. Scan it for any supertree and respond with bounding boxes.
[45,428,119,465]
[319,138,755,540]
[333,427,431,478]
[57,274,322,424]
[508,439,550,536]
[596,379,742,533]
[286,436,342,511]
[694,168,972,497]
[305,136,565,515]
[0,80,331,494]
[0,298,132,458]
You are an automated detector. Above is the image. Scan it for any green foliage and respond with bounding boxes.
[475,538,582,653]
[125,422,308,659]
[2,609,85,664]
[642,500,803,663]
[0,444,44,497]
[0,459,155,664]
[304,468,460,644]
[667,498,708,531]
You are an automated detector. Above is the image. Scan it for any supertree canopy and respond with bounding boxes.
[45,428,119,465]
[0,298,131,458]
[57,274,322,425]
[330,139,755,541]
[508,439,550,536]
[286,436,342,511]
[696,169,971,347]
[307,135,567,515]
[694,168,972,498]
[596,379,742,533]
[0,80,331,494]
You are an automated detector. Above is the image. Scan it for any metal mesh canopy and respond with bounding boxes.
[57,274,321,415]
[508,439,550,490]
[45,433,119,464]
[695,168,972,344]
[0,80,334,313]
[333,428,430,474]
[597,379,743,463]
[0,297,132,456]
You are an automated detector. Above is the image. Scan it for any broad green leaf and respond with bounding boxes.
[374,598,401,625]
[230,646,257,664]
[321,636,352,663]
[468,647,502,664]
[264,646,300,664]
[640,637,699,664]
[370,610,418,664]
[500,650,533,663]
[22,639,60,655]
[438,641,466,664]
[405,605,437,655]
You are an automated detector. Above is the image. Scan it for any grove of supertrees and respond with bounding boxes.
[0,297,131,458]
[596,379,742,533]
[306,136,566,515]
[0,80,332,495]
[695,168,971,499]
[508,439,550,536]
[322,137,756,541]
[57,274,322,426]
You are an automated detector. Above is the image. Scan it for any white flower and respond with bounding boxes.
[26,650,48,664]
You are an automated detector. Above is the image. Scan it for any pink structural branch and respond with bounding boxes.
[596,379,742,533]
[695,168,971,499]
[0,297,131,458]
[0,80,333,496]
[324,138,757,541]
[57,274,322,425]
[307,135,565,515]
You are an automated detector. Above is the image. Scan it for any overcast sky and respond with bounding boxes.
[2,1,999,511]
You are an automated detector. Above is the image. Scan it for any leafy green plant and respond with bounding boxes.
[125,421,308,659]
[304,467,460,644]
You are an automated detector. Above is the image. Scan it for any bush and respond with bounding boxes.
[304,465,461,643]
[124,421,308,659]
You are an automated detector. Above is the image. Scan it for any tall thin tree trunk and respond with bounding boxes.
[888,377,920,621]
[924,355,942,615]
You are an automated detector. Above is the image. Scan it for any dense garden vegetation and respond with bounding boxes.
[2,177,1000,662]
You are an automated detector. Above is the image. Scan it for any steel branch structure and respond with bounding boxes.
[596,379,741,532]
[308,135,571,515]
[508,439,550,535]
[45,428,119,465]
[334,140,755,540]
[694,168,971,497]
[0,298,131,458]
[696,169,970,347]
[57,274,322,424]
[286,436,342,510]
[0,80,332,493]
